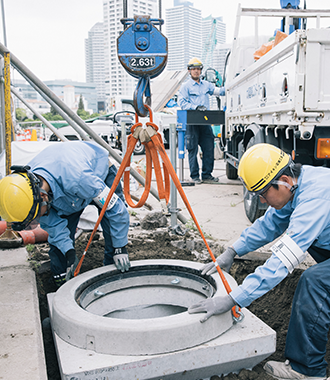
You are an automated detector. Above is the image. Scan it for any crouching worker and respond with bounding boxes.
[0,141,130,287]
[189,143,330,380]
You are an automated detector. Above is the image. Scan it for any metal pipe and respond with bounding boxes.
[0,0,7,47]
[10,85,68,142]
[0,43,187,223]
[169,124,177,227]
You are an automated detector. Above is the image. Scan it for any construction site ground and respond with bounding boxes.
[2,155,329,380]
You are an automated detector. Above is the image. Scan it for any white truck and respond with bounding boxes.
[222,3,330,222]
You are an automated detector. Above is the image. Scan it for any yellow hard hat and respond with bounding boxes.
[238,143,291,193]
[187,57,203,70]
[0,167,41,229]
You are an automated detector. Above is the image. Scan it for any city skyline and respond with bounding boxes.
[3,0,330,83]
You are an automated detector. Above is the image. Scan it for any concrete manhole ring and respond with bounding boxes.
[51,259,238,355]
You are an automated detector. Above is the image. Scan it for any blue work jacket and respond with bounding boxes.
[230,165,330,307]
[28,141,128,255]
[178,77,216,110]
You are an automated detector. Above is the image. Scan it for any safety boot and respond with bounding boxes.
[264,360,327,380]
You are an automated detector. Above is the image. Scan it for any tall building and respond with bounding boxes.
[213,43,231,80]
[85,22,106,111]
[165,0,202,71]
[45,80,98,114]
[103,0,158,104]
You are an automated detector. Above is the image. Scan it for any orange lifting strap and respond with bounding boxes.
[74,105,241,320]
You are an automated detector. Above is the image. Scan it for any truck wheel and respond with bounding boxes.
[243,188,265,223]
[226,162,238,180]
[133,140,145,155]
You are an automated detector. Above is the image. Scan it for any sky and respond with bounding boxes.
[1,0,330,83]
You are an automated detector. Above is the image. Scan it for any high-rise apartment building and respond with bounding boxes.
[165,0,202,71]
[85,22,106,111]
[103,0,158,103]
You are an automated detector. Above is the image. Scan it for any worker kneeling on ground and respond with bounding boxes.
[189,143,330,380]
[0,141,130,287]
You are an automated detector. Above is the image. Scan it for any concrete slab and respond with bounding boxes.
[0,247,47,380]
[48,292,275,380]
[50,260,237,356]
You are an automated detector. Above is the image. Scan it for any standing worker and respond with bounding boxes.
[178,57,224,184]
[0,141,131,287]
[189,143,330,380]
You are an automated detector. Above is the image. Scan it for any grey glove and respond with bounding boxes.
[65,249,79,281]
[188,294,236,323]
[196,105,207,111]
[113,247,131,272]
[201,246,236,276]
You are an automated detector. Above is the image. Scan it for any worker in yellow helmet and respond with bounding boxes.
[189,143,330,380]
[0,166,50,229]
[178,57,224,184]
[0,141,131,288]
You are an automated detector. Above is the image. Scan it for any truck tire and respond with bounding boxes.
[226,162,238,180]
[133,140,145,155]
[243,136,266,223]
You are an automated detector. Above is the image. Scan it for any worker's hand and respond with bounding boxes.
[188,294,236,323]
[113,247,131,272]
[65,249,79,281]
[201,246,236,276]
[196,105,207,111]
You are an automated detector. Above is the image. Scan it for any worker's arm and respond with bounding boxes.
[213,86,225,96]
[40,208,74,254]
[92,184,129,249]
[230,253,288,308]
[233,204,291,256]
[231,196,330,308]
[178,82,196,110]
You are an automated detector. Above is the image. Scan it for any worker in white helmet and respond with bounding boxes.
[189,143,330,380]
[178,57,224,184]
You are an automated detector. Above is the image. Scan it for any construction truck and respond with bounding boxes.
[221,1,330,222]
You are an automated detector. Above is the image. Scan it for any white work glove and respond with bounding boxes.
[113,247,131,272]
[188,294,236,323]
[201,246,236,276]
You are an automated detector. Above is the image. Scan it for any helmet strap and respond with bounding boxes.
[39,188,52,216]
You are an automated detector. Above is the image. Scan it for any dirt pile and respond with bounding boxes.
[30,224,330,380]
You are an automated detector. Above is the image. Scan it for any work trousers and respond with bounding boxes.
[49,165,128,277]
[285,245,330,377]
[185,124,214,180]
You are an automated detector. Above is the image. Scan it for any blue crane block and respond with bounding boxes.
[117,15,168,79]
[117,15,168,116]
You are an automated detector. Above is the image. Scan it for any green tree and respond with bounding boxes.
[41,112,63,121]
[15,108,27,121]
[78,94,84,111]
[77,95,90,120]
[90,112,100,119]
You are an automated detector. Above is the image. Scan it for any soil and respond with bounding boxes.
[29,221,330,380]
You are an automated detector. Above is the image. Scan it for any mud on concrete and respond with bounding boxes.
[29,217,330,380]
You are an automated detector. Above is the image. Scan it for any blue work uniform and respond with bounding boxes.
[28,141,129,277]
[178,78,216,181]
[230,165,330,378]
